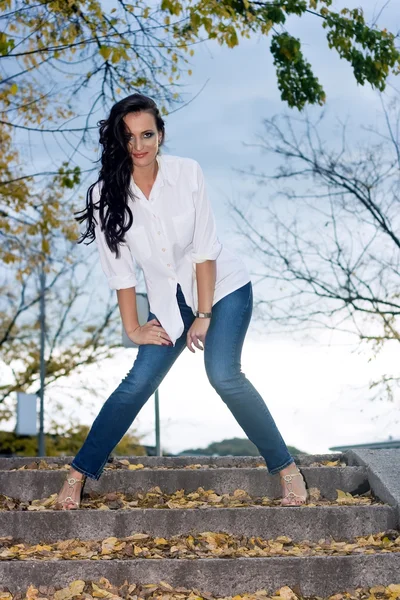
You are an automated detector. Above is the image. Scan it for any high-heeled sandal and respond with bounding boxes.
[54,474,87,510]
[279,466,308,506]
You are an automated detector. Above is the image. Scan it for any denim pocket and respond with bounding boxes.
[147,310,156,323]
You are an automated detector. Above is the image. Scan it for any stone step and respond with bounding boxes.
[0,450,399,597]
[0,452,344,471]
[0,554,399,596]
[0,504,395,544]
[0,465,369,502]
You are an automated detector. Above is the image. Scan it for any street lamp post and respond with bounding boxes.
[154,388,160,456]
[38,256,46,457]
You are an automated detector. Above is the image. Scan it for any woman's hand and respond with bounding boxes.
[187,317,211,353]
[128,318,173,346]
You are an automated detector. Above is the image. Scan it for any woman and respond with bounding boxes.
[55,93,308,510]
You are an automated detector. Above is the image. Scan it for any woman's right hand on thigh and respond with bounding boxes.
[128,319,173,346]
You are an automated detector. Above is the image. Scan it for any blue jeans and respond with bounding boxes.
[71,281,295,479]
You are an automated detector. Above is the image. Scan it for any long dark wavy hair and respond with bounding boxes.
[74,93,165,258]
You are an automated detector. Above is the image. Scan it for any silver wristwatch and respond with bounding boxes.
[195,310,212,318]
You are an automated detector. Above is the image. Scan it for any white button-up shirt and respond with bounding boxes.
[93,153,251,345]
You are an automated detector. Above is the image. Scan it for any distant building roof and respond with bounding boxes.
[330,436,400,450]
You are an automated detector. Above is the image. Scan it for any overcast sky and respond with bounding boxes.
[3,0,400,456]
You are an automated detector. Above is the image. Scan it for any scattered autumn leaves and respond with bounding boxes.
[0,580,398,600]
[0,458,399,600]
[8,458,347,474]
[0,483,380,512]
[0,458,379,511]
[0,529,400,562]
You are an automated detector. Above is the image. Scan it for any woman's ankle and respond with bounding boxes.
[69,466,84,479]
[278,462,299,477]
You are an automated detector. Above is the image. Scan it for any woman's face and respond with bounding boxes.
[123,111,162,167]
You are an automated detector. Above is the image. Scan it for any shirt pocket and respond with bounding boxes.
[126,224,152,262]
[172,207,196,249]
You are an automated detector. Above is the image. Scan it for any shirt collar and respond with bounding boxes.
[130,153,177,197]
[157,153,178,186]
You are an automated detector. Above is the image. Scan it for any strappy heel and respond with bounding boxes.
[279,466,308,506]
[54,474,87,510]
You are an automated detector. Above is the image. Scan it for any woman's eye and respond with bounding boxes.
[128,132,154,141]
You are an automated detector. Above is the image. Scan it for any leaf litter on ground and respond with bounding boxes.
[0,529,399,561]
[0,578,400,600]
[0,483,381,511]
[8,459,347,473]
[0,458,383,513]
[0,460,398,598]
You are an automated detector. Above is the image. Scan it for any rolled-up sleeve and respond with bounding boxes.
[93,185,138,290]
[191,161,223,263]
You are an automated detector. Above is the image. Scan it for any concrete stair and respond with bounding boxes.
[0,449,399,596]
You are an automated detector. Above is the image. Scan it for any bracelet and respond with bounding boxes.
[196,310,212,318]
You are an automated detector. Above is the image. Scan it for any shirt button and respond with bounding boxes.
[167,263,171,267]
[157,231,161,235]
[162,248,166,252]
